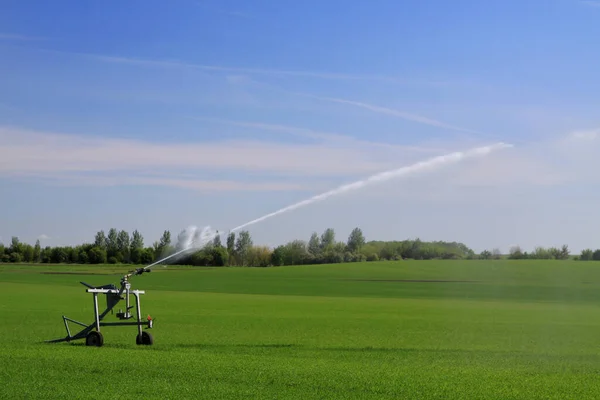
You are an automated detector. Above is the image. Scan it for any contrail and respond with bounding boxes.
[229,142,513,232]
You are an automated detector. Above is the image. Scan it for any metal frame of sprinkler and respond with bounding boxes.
[46,247,193,347]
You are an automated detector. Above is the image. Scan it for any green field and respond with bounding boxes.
[2,260,600,399]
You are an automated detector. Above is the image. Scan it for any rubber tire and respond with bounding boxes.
[136,331,154,345]
[85,331,104,347]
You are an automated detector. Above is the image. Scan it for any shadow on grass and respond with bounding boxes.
[171,343,299,350]
[43,341,600,365]
[340,279,483,283]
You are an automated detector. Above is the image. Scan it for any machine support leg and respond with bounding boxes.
[93,293,101,331]
[62,316,72,338]
[135,293,143,337]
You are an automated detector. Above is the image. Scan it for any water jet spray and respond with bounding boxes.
[46,141,511,347]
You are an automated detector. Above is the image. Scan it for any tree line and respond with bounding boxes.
[0,228,597,266]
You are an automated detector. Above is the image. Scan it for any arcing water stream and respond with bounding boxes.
[143,142,512,269]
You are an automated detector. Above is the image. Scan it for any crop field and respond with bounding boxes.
[2,260,600,399]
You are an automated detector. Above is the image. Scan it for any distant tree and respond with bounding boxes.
[235,231,253,266]
[281,240,309,265]
[50,247,68,263]
[94,230,107,249]
[160,230,171,247]
[320,228,335,252]
[366,253,379,262]
[33,240,41,263]
[322,241,346,264]
[40,246,52,263]
[130,230,144,264]
[559,244,570,260]
[9,236,23,255]
[154,230,172,259]
[68,246,79,263]
[9,252,23,263]
[379,243,398,260]
[271,246,285,266]
[88,247,107,264]
[347,227,365,253]
[22,244,34,262]
[580,249,594,261]
[308,232,321,257]
[246,246,272,267]
[0,223,586,266]
[592,249,600,261]
[78,249,89,264]
[116,230,130,262]
[226,232,236,262]
[479,250,492,259]
[210,246,228,266]
[491,248,502,259]
[213,232,222,248]
[343,251,354,263]
[406,238,423,259]
[106,228,118,259]
[547,245,571,260]
[140,248,155,264]
[189,249,212,266]
[508,246,524,259]
[533,246,552,259]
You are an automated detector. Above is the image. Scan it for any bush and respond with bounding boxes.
[366,253,379,262]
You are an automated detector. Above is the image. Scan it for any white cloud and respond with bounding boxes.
[445,128,600,188]
[0,126,388,174]
[2,124,599,194]
[566,128,599,140]
[37,234,50,240]
[358,127,600,202]
[0,125,445,191]
[580,1,600,7]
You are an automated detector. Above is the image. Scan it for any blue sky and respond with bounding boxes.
[1,0,600,253]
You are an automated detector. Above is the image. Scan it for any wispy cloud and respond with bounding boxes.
[27,173,312,192]
[0,126,394,175]
[3,124,597,194]
[194,1,257,19]
[580,1,600,7]
[0,125,433,191]
[0,33,46,41]
[443,127,600,187]
[37,234,50,240]
[0,103,18,111]
[25,47,438,84]
[566,128,599,140]
[358,127,600,207]
[188,116,451,153]
[89,54,409,82]
[289,92,496,138]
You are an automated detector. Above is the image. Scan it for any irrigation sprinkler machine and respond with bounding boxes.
[47,226,215,347]
[47,266,156,347]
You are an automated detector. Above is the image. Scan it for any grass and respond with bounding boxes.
[2,260,600,398]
